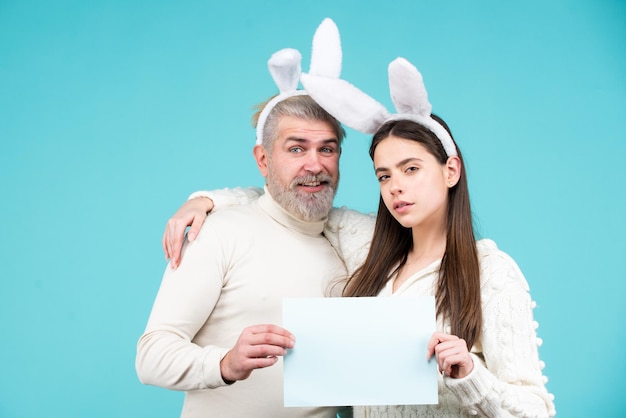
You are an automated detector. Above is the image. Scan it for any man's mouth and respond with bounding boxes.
[300,180,325,187]
[292,174,333,191]
[297,181,329,194]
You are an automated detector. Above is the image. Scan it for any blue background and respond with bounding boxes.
[1,1,624,417]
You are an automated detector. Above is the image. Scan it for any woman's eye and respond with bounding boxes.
[377,175,389,182]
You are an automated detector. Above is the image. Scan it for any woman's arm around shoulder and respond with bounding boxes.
[325,206,376,276]
[163,187,264,268]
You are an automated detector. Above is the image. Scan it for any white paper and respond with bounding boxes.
[283,296,438,407]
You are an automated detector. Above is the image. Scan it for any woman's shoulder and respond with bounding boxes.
[475,238,501,255]
[475,239,530,292]
[475,238,519,266]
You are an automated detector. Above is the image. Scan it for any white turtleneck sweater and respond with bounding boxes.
[136,190,348,418]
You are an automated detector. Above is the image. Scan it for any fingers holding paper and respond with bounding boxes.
[220,324,296,383]
[426,332,474,379]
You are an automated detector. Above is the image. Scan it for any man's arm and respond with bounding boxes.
[138,215,293,390]
[163,187,264,268]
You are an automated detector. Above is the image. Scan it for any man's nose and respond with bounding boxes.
[303,151,323,173]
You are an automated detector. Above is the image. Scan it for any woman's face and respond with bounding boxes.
[373,135,453,230]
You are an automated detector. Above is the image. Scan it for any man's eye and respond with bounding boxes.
[321,147,335,153]
[289,147,304,153]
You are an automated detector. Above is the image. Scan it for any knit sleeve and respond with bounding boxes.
[189,186,264,210]
[324,206,375,276]
[443,240,556,417]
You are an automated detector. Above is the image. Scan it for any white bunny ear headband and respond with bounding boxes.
[255,18,342,145]
[300,37,458,157]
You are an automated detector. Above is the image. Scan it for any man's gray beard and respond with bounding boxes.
[267,172,337,222]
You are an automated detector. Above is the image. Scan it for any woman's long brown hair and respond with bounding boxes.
[342,117,482,349]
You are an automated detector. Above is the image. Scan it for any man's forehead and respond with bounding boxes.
[276,116,337,140]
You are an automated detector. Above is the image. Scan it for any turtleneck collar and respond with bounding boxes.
[257,185,327,236]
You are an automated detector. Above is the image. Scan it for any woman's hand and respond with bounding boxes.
[427,332,474,379]
[162,197,214,269]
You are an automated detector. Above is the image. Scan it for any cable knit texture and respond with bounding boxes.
[346,238,555,418]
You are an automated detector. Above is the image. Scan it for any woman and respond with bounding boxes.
[341,115,554,417]
[299,50,555,414]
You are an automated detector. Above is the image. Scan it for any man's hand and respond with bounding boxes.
[426,332,474,379]
[162,197,214,269]
[220,324,296,383]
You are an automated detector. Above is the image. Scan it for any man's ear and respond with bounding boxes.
[445,156,461,187]
[253,145,269,177]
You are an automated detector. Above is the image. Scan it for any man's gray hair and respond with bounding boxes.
[256,95,345,152]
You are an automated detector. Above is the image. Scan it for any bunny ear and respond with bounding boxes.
[301,17,389,133]
[256,48,306,145]
[387,57,458,157]
[309,18,341,78]
[301,73,390,134]
[301,18,389,133]
[388,57,431,116]
[268,48,302,93]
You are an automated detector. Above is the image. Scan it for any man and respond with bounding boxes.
[136,92,373,417]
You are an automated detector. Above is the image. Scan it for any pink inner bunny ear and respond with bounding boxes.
[309,18,341,78]
[268,48,302,93]
[389,57,432,116]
